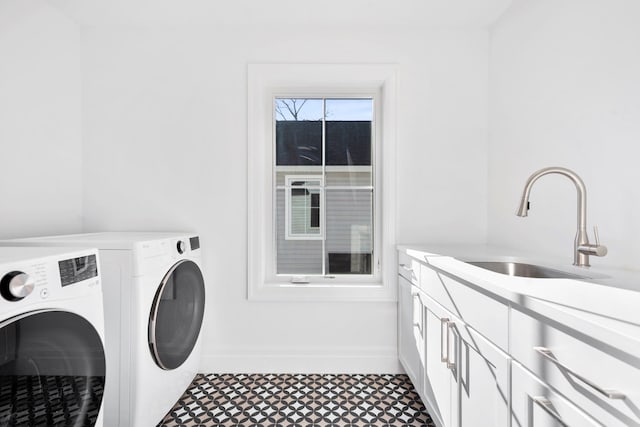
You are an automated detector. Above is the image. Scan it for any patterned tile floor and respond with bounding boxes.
[159,374,435,427]
[0,375,104,426]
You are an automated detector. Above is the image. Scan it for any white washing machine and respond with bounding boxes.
[1,233,206,427]
[0,246,106,426]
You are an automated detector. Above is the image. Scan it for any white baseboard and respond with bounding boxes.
[199,348,402,374]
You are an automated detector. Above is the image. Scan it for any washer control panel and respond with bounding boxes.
[58,254,98,287]
[0,248,101,304]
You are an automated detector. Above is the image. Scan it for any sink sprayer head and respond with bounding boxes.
[516,199,530,217]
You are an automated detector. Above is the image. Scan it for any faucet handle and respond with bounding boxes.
[578,226,608,257]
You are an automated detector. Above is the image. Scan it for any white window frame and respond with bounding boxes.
[248,64,397,302]
[284,174,324,240]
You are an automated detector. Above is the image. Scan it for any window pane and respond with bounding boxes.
[276,189,323,274]
[283,175,323,239]
[325,120,372,166]
[325,99,373,187]
[275,98,323,166]
[325,98,373,121]
[289,187,321,236]
[310,193,320,228]
[273,97,375,278]
[325,189,373,274]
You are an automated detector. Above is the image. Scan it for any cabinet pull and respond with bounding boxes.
[439,318,456,369]
[440,317,449,363]
[399,263,413,272]
[534,347,626,400]
[412,295,423,335]
[532,397,569,427]
[445,320,456,370]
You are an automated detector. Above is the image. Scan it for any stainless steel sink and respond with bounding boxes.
[465,261,591,280]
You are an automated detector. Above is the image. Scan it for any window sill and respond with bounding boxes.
[247,280,396,302]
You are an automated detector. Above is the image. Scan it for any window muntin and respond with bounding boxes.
[275,97,374,277]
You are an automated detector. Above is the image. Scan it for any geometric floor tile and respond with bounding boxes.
[0,375,104,427]
[158,373,435,427]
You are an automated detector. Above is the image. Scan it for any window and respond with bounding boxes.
[276,98,373,276]
[248,64,397,301]
[284,175,323,240]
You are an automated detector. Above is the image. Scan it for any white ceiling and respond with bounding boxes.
[46,0,512,27]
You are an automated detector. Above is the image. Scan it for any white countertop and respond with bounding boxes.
[398,244,640,357]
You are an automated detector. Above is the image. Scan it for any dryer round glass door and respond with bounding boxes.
[0,310,106,426]
[149,259,205,370]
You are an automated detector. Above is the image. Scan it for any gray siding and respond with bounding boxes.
[276,188,372,275]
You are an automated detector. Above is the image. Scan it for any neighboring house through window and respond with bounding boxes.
[276,98,373,276]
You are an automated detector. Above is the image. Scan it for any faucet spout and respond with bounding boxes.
[516,198,530,217]
[516,167,606,267]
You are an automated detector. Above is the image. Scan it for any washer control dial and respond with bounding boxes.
[176,240,186,254]
[1,271,35,301]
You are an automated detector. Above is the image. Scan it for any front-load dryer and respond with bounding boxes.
[1,233,205,427]
[0,246,106,426]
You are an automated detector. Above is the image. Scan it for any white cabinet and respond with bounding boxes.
[422,292,456,427]
[399,251,421,285]
[420,262,509,351]
[399,256,511,427]
[420,291,510,427]
[511,362,601,427]
[510,308,639,427]
[457,324,510,427]
[398,248,638,427]
[398,276,424,398]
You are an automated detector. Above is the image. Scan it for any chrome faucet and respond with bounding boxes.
[516,166,607,267]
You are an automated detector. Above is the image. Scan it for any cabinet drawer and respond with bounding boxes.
[512,362,601,427]
[511,309,640,427]
[398,251,421,285]
[420,263,508,350]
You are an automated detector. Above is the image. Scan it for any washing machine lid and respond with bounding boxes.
[148,259,205,370]
[0,309,106,426]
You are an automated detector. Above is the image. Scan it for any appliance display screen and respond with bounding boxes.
[58,255,98,287]
[189,236,200,251]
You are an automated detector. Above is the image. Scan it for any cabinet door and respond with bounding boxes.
[411,288,425,398]
[422,292,457,427]
[511,362,601,427]
[398,277,423,393]
[421,291,510,427]
[511,309,638,427]
[456,325,510,427]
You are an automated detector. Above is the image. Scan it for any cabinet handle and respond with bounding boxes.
[532,397,569,427]
[445,320,456,370]
[439,318,456,369]
[412,295,423,335]
[534,347,626,400]
[440,317,449,363]
[399,263,413,272]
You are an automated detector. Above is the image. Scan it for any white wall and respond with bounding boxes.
[6,0,639,373]
[488,0,640,270]
[81,25,489,372]
[0,0,83,238]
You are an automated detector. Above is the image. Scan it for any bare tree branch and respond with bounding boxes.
[275,102,287,120]
[276,98,309,121]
